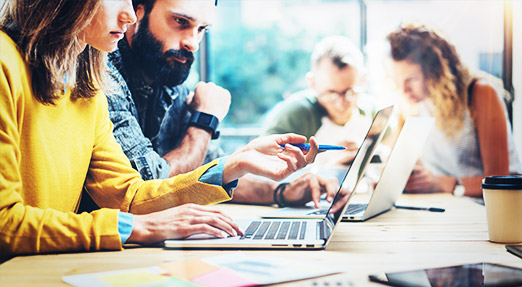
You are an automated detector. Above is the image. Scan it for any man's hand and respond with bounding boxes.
[282,173,339,208]
[223,134,319,183]
[127,203,243,245]
[187,81,231,121]
[329,186,352,214]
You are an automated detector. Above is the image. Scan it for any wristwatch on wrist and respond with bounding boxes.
[453,184,465,197]
[188,110,220,140]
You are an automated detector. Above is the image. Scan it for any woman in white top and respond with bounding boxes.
[387,24,521,198]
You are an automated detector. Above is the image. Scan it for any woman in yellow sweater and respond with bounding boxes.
[0,0,318,259]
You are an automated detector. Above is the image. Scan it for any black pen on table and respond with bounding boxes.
[394,204,445,212]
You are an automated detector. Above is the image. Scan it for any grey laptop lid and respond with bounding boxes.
[344,116,435,221]
[261,106,397,220]
[163,106,393,250]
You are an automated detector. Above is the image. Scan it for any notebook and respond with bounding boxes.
[163,106,393,250]
[261,116,434,222]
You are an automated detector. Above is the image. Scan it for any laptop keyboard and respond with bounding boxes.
[242,221,307,240]
[344,203,368,214]
[308,203,368,216]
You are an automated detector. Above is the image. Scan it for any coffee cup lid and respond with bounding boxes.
[482,175,522,190]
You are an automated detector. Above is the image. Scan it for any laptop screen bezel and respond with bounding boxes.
[319,105,394,244]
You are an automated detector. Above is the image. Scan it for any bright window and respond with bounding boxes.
[199,0,508,153]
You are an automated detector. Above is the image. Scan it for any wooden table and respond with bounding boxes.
[1,193,521,286]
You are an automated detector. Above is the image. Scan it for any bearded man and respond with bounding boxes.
[102,0,339,208]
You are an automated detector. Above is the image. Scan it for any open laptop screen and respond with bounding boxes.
[323,106,394,232]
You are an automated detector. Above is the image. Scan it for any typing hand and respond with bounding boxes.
[329,187,352,214]
[282,173,339,208]
[127,204,243,244]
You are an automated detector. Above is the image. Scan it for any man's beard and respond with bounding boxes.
[131,14,194,86]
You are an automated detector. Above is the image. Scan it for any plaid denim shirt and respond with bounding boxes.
[106,39,222,180]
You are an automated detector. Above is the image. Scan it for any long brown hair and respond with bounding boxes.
[0,0,106,104]
[388,24,471,137]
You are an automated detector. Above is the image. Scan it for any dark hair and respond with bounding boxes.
[131,0,217,12]
[132,0,155,11]
[387,24,470,137]
[0,0,106,104]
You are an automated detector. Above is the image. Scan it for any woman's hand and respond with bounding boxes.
[127,204,243,244]
[223,134,318,183]
[404,162,456,193]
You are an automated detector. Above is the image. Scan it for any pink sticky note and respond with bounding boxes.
[191,267,256,287]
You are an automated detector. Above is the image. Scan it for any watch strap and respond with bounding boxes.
[188,110,220,140]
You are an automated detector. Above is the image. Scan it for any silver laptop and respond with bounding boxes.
[261,116,434,222]
[163,106,393,250]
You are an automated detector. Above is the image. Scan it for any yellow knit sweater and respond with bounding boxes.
[0,31,231,258]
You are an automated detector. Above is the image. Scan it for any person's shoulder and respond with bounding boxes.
[0,30,30,95]
[263,90,318,135]
[105,60,132,100]
[468,70,509,105]
[0,30,17,50]
[108,48,121,66]
[0,31,24,66]
[171,83,190,97]
[470,78,501,104]
[279,90,317,111]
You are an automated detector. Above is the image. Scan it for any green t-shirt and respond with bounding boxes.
[262,90,327,139]
[263,89,378,140]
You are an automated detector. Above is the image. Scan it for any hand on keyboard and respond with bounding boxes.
[281,173,339,208]
[127,203,243,244]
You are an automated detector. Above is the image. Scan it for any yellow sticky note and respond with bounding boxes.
[95,270,168,287]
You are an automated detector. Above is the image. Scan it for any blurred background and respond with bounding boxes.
[178,0,521,158]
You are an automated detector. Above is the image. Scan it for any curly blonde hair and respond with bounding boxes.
[388,24,471,138]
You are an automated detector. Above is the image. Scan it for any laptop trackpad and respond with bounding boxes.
[185,233,220,240]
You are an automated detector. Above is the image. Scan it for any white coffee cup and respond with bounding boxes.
[482,175,522,243]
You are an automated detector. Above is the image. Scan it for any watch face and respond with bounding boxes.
[199,113,213,125]
[189,111,220,139]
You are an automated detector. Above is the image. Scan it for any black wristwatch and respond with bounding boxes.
[188,110,220,140]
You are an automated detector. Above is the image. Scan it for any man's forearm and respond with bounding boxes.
[229,175,278,204]
[162,127,212,177]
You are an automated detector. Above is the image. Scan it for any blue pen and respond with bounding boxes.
[280,143,346,151]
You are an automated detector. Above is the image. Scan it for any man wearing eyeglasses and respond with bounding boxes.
[263,36,376,165]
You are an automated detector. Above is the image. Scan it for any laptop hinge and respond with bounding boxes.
[317,221,330,240]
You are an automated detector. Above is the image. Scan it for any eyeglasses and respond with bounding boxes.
[319,86,364,102]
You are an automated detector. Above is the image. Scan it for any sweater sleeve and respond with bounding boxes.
[0,33,231,259]
[83,93,233,215]
[0,54,122,259]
